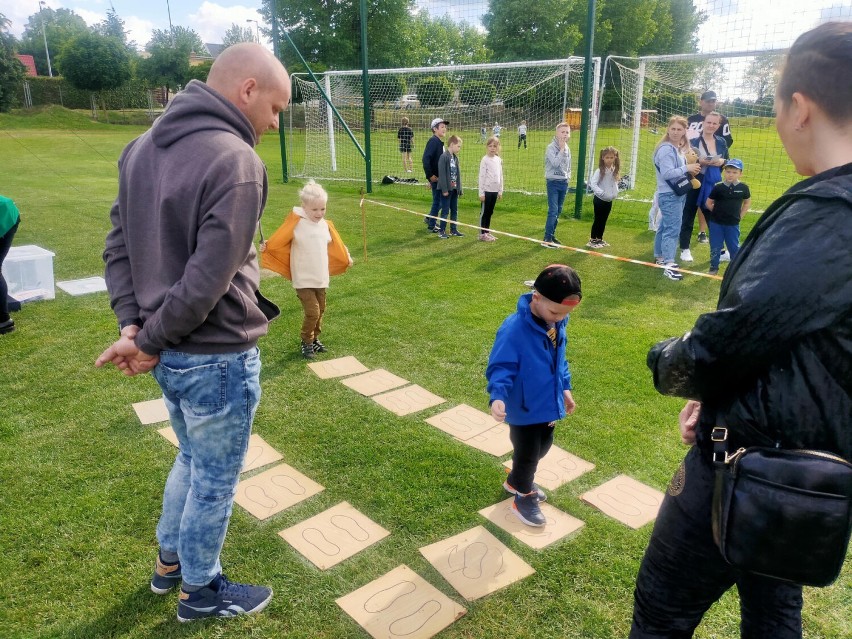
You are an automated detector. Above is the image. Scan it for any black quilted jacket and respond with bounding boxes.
[648,163,852,461]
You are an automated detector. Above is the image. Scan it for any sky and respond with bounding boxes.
[3,0,850,55]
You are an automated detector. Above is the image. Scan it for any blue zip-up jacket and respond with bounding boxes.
[486,292,573,426]
[422,134,444,181]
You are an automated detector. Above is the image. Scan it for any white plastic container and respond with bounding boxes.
[2,245,56,301]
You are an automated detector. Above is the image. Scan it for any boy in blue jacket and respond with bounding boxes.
[486,264,581,526]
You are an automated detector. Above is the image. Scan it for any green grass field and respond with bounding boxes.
[1,108,849,639]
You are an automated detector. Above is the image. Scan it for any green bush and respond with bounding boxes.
[415,76,453,107]
[459,80,495,106]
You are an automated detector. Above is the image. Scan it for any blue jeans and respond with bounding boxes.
[439,190,459,232]
[152,347,262,587]
[427,181,441,229]
[631,446,803,638]
[654,191,685,264]
[708,221,740,270]
[545,179,568,240]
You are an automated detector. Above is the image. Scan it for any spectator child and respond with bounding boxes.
[518,120,528,149]
[543,123,572,246]
[587,146,620,248]
[480,122,488,144]
[478,136,504,242]
[437,135,464,238]
[704,159,751,275]
[493,122,502,138]
[422,118,449,232]
[397,117,414,173]
[260,181,352,359]
[487,264,581,527]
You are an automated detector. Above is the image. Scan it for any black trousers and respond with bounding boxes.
[479,192,499,232]
[679,176,704,250]
[590,196,613,240]
[630,446,804,638]
[0,220,19,322]
[507,422,554,494]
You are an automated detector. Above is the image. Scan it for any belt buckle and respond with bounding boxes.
[711,427,728,464]
[711,427,728,442]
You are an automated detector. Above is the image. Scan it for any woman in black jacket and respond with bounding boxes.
[630,22,852,639]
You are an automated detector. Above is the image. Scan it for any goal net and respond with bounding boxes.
[286,58,601,195]
[599,50,795,210]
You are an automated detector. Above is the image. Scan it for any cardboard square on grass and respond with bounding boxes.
[372,385,445,416]
[340,369,410,396]
[132,398,169,425]
[580,474,664,529]
[336,564,466,639]
[459,422,513,457]
[241,433,284,473]
[57,276,107,295]
[308,356,369,379]
[157,425,179,447]
[278,501,390,570]
[478,497,584,549]
[419,525,535,601]
[425,404,500,441]
[503,445,595,491]
[234,463,324,520]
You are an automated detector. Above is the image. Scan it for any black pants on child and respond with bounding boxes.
[479,192,499,233]
[679,176,704,249]
[590,196,613,240]
[507,422,554,494]
[0,220,19,322]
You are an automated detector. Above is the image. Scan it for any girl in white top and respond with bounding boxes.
[587,146,621,248]
[478,136,504,242]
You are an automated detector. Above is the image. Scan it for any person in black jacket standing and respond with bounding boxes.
[631,22,852,638]
[422,117,448,232]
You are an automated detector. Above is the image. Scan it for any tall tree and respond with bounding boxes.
[408,12,489,66]
[483,0,582,62]
[18,7,89,76]
[139,25,205,97]
[262,0,416,71]
[94,6,137,52]
[58,31,131,119]
[146,26,205,56]
[222,23,256,48]
[0,13,26,112]
[744,53,783,103]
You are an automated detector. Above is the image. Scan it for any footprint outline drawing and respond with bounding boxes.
[270,474,307,495]
[302,527,341,556]
[330,514,370,541]
[363,580,416,613]
[243,485,278,512]
[387,599,442,636]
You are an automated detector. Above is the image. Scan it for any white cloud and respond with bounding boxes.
[188,1,263,45]
[123,16,156,49]
[4,0,42,38]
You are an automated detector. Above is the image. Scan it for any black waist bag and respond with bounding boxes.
[711,437,852,587]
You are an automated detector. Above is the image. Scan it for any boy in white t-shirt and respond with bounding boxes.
[290,181,352,358]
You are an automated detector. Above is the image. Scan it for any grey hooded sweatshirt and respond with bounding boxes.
[104,80,269,355]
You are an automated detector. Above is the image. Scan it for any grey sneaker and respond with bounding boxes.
[300,341,316,359]
[512,492,546,527]
[151,553,181,595]
[177,574,273,622]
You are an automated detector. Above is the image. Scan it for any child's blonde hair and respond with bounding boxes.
[299,180,328,204]
[556,122,571,133]
[401,116,409,126]
[598,146,620,179]
[485,136,501,153]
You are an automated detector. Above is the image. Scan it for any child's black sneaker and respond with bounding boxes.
[503,479,547,502]
[300,341,316,359]
[0,319,14,334]
[151,553,182,595]
[512,492,546,527]
[697,231,709,244]
[449,230,464,237]
[708,268,719,276]
[177,574,272,622]
[312,339,327,353]
[438,232,449,239]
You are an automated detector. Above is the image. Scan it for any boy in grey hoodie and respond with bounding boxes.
[543,123,572,245]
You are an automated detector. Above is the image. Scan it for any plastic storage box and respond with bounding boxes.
[1,245,56,301]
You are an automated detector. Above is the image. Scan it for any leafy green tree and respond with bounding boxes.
[484,0,581,62]
[93,7,136,51]
[459,80,496,106]
[0,13,26,112]
[368,74,404,105]
[138,46,189,94]
[641,0,704,54]
[18,7,89,76]
[58,31,131,119]
[186,59,213,83]
[408,12,489,66]
[744,53,783,103]
[416,76,453,106]
[146,26,205,56]
[223,23,256,48]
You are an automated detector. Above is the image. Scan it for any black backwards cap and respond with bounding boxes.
[533,264,582,305]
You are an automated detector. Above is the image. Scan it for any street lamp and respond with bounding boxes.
[246,19,260,44]
[38,1,53,77]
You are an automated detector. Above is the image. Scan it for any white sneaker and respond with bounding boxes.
[720,250,731,262]
[680,249,694,262]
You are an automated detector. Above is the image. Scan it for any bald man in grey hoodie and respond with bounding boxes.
[96,43,290,623]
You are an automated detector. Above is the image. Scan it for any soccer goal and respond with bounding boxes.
[599,49,795,210]
[286,58,601,196]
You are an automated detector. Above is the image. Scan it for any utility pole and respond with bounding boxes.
[246,19,260,43]
[38,1,53,77]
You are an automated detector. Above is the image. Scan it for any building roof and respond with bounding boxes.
[204,43,225,58]
[16,54,38,77]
